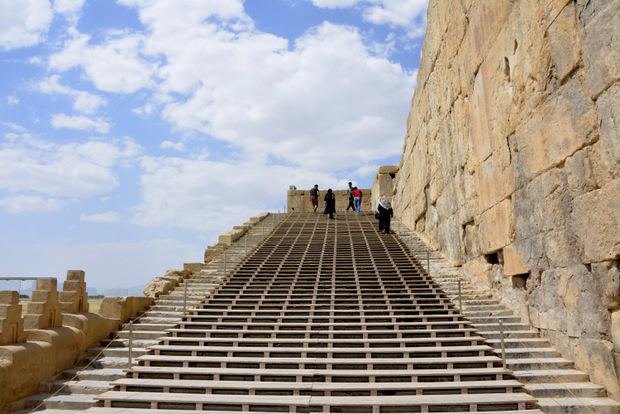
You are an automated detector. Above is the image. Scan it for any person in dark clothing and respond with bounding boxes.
[343,182,355,211]
[377,196,393,234]
[324,188,336,219]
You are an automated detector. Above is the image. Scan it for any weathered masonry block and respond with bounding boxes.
[59,270,89,314]
[23,278,63,329]
[0,291,26,345]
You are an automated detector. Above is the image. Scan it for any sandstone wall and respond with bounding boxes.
[394,0,619,397]
[287,189,372,212]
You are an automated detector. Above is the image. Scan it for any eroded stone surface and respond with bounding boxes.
[393,0,620,398]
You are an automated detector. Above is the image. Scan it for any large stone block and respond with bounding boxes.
[570,180,620,263]
[478,198,514,254]
[581,0,620,98]
[516,78,597,179]
[547,2,581,83]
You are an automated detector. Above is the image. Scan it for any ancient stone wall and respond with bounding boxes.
[394,0,619,397]
[287,188,373,212]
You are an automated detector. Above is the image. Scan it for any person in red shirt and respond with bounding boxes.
[351,187,362,212]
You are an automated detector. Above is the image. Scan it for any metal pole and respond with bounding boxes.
[458,279,463,315]
[409,234,413,255]
[499,320,507,369]
[262,220,265,238]
[183,281,187,315]
[244,234,247,256]
[128,320,133,368]
[427,248,430,277]
[223,250,227,276]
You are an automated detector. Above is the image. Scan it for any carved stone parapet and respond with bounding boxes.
[0,291,26,345]
[23,278,62,329]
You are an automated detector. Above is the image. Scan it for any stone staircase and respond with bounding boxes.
[392,219,620,414]
[8,213,285,414]
[84,212,542,413]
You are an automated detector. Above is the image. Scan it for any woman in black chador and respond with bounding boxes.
[324,189,336,219]
[377,196,393,234]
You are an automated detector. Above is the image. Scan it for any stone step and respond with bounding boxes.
[524,382,607,398]
[92,357,141,369]
[479,330,541,339]
[536,397,620,414]
[512,369,591,384]
[486,338,551,349]
[467,316,523,324]
[118,322,177,331]
[90,347,150,358]
[50,380,113,395]
[18,392,98,411]
[475,323,531,332]
[494,347,562,359]
[114,330,167,340]
[506,357,574,370]
[59,367,126,382]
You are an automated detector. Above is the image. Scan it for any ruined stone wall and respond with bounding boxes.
[394,0,619,396]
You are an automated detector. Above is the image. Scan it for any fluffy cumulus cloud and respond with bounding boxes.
[51,113,111,133]
[310,0,428,34]
[48,30,156,94]
[144,17,415,171]
[35,75,107,114]
[0,195,63,214]
[0,0,53,51]
[0,132,142,209]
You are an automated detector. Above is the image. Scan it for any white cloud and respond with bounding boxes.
[157,21,415,172]
[51,113,111,133]
[0,133,142,198]
[362,0,427,28]
[0,195,63,214]
[0,0,53,51]
[53,0,84,14]
[309,0,427,36]
[49,30,156,93]
[7,95,19,106]
[160,140,185,151]
[132,155,332,231]
[80,211,121,223]
[36,75,107,114]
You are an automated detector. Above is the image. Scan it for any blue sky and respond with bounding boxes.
[0,0,427,292]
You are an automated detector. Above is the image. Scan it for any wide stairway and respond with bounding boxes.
[88,212,541,414]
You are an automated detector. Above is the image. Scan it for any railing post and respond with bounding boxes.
[499,320,507,369]
[409,234,413,255]
[458,279,463,315]
[223,250,227,276]
[244,234,247,256]
[183,281,187,315]
[128,320,133,368]
[427,248,430,277]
